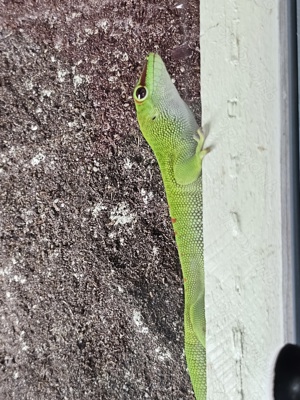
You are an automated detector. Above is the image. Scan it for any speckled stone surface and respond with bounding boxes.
[0,1,201,398]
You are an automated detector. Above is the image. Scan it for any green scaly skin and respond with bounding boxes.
[133,53,208,399]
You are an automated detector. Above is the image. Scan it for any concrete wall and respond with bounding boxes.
[200,1,288,398]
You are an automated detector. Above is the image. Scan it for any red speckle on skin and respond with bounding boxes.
[171,217,177,223]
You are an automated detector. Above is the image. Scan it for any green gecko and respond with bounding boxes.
[133,53,209,399]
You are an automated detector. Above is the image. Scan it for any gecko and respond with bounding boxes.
[133,53,209,399]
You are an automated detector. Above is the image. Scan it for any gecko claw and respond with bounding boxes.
[194,127,212,159]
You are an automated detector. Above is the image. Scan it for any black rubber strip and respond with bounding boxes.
[291,0,300,344]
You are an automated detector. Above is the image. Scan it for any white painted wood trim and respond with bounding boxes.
[200,1,292,398]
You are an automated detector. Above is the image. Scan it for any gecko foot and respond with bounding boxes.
[193,127,212,161]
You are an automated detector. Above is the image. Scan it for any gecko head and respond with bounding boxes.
[133,53,199,161]
[133,53,183,150]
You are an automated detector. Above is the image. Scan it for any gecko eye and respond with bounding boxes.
[134,86,148,102]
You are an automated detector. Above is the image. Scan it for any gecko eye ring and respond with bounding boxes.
[134,86,148,101]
